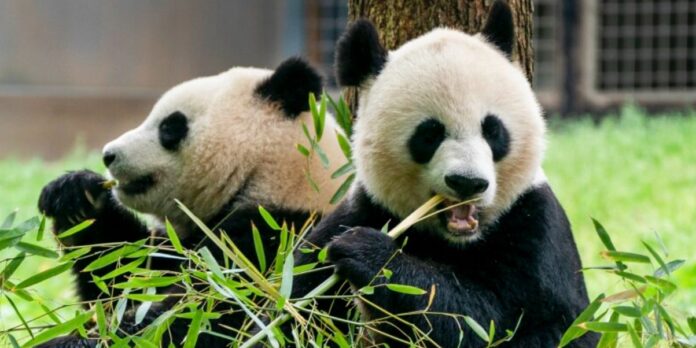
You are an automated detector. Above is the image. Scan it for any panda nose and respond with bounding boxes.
[102,151,117,167]
[444,174,489,199]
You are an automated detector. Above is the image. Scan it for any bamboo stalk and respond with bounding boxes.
[240,194,472,347]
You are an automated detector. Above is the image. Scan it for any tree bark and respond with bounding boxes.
[346,0,534,82]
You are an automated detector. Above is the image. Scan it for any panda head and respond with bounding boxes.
[337,1,546,245]
[102,58,342,232]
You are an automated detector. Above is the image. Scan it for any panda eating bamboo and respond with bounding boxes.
[287,2,597,347]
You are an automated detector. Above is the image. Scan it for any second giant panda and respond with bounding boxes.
[37,57,345,347]
[289,2,597,347]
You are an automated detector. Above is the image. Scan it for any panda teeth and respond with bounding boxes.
[443,200,479,235]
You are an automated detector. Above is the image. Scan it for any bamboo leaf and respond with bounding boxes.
[592,218,616,251]
[16,241,59,258]
[127,293,168,302]
[132,337,158,348]
[688,317,696,335]
[6,296,33,340]
[183,309,203,348]
[113,276,180,289]
[83,244,141,272]
[642,241,669,276]
[600,251,651,264]
[359,286,375,295]
[317,247,328,263]
[330,173,355,204]
[653,259,685,278]
[296,143,310,157]
[57,219,94,239]
[613,305,642,318]
[579,321,628,332]
[559,294,605,347]
[463,316,489,342]
[36,215,46,241]
[15,216,40,233]
[258,206,280,230]
[331,161,354,179]
[1,211,16,229]
[1,252,26,281]
[644,276,677,294]
[280,252,294,299]
[385,283,427,295]
[60,246,92,261]
[165,219,184,254]
[199,247,223,279]
[627,325,643,348]
[22,312,92,347]
[335,132,352,159]
[95,300,107,337]
[312,140,330,168]
[15,262,72,289]
[596,313,620,348]
[251,223,266,273]
[611,270,646,283]
[100,257,145,280]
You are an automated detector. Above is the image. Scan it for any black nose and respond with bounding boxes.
[444,174,489,199]
[103,151,116,167]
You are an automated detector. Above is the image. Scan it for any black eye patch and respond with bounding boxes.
[159,111,188,151]
[481,114,510,162]
[408,118,446,164]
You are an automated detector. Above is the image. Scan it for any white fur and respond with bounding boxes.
[352,28,546,238]
[103,67,344,235]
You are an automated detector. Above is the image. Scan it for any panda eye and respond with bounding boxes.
[482,114,510,162]
[159,111,189,151]
[408,118,446,164]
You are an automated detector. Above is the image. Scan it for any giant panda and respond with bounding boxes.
[37,57,345,347]
[288,2,598,347]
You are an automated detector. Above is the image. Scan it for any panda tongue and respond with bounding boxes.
[448,204,478,231]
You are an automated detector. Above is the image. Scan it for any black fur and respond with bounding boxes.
[159,111,189,151]
[482,114,511,161]
[37,170,313,347]
[408,118,446,164]
[290,184,598,347]
[481,1,515,58]
[255,57,322,118]
[335,19,387,87]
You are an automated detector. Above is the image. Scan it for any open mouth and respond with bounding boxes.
[438,199,480,237]
[118,174,156,195]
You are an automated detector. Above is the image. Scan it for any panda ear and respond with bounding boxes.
[481,0,515,58]
[255,57,322,118]
[335,19,387,87]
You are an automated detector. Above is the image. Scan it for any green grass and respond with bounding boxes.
[545,106,696,316]
[1,107,695,341]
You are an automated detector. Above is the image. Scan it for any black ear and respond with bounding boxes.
[255,57,322,118]
[335,19,387,87]
[481,1,515,58]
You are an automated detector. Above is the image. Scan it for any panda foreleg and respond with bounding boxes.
[327,226,504,347]
[39,170,151,303]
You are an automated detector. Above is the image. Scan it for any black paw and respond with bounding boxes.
[35,335,97,348]
[38,170,112,242]
[327,227,398,288]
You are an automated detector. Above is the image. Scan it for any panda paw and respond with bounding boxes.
[38,170,113,244]
[327,227,398,288]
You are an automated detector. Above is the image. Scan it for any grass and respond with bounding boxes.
[1,107,695,342]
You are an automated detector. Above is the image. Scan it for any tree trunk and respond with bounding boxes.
[346,0,534,81]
